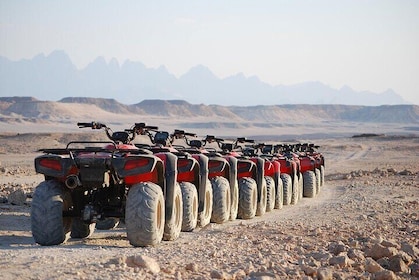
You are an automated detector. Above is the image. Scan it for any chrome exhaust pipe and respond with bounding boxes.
[65,175,81,189]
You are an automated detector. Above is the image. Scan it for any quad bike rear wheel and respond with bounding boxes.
[96,218,120,230]
[230,178,239,221]
[71,218,96,239]
[274,176,283,210]
[180,182,198,232]
[303,171,316,198]
[281,174,292,206]
[31,180,72,246]
[237,177,257,219]
[210,176,231,224]
[197,179,212,227]
[126,182,165,246]
[265,176,276,212]
[163,182,183,241]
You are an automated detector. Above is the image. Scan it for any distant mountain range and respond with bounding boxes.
[1,97,418,126]
[0,50,408,106]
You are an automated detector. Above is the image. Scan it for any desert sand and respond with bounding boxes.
[0,129,418,279]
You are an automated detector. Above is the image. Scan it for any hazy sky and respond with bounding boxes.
[1,0,418,104]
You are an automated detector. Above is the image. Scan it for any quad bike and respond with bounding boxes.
[31,122,182,247]
[263,144,301,206]
[171,131,239,222]
[129,124,214,229]
[295,143,325,196]
[251,143,285,211]
[208,137,267,219]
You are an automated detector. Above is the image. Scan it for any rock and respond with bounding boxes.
[366,243,398,260]
[401,242,419,258]
[347,248,365,262]
[126,255,160,274]
[0,196,7,203]
[317,268,333,280]
[380,240,398,248]
[373,269,397,280]
[388,256,410,273]
[365,257,383,273]
[328,241,347,255]
[329,255,353,268]
[185,263,198,272]
[410,262,419,277]
[8,189,26,205]
[300,264,317,277]
[210,270,230,279]
[248,271,276,279]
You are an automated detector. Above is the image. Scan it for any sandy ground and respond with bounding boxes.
[0,133,418,279]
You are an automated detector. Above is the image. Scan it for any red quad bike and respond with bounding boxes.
[213,137,267,219]
[296,143,325,195]
[272,144,302,206]
[32,122,182,247]
[129,124,214,229]
[252,143,285,211]
[171,131,239,222]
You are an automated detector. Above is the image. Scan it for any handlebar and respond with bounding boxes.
[77,122,108,129]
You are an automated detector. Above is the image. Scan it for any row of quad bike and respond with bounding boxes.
[31,122,325,247]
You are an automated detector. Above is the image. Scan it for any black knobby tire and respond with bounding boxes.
[281,174,292,206]
[290,172,299,205]
[303,171,316,198]
[126,182,165,246]
[31,180,72,246]
[237,177,257,219]
[96,218,120,230]
[197,180,212,227]
[274,177,283,210]
[71,218,96,239]
[180,182,198,232]
[298,173,304,200]
[315,168,321,194]
[256,177,267,216]
[163,182,183,241]
[265,176,276,212]
[230,179,239,221]
[210,176,231,224]
[320,165,325,187]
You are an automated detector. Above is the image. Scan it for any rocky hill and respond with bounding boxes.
[1,97,418,125]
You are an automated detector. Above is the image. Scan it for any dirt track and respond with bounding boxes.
[0,134,418,279]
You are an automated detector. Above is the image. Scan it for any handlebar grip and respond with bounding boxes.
[77,122,92,128]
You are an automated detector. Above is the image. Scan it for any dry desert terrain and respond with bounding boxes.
[0,129,418,280]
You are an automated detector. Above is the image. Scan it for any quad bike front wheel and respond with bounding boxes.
[230,178,239,221]
[31,180,72,246]
[290,172,299,205]
[256,177,267,216]
[197,180,213,227]
[315,168,321,194]
[298,173,304,200]
[126,182,165,246]
[274,176,283,210]
[210,176,231,224]
[163,182,183,241]
[265,176,276,212]
[237,177,257,219]
[281,174,292,206]
[303,171,316,198]
[180,182,198,232]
